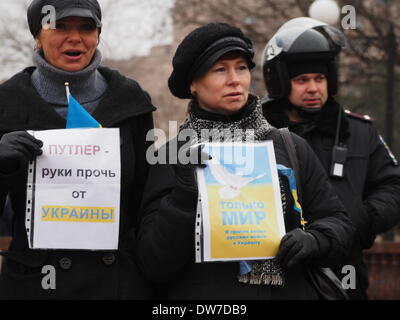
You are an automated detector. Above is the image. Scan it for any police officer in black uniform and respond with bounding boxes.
[261,17,400,300]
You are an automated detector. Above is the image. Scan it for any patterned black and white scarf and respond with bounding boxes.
[180,95,285,286]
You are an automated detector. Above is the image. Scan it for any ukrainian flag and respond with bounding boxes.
[66,94,102,129]
[277,164,307,228]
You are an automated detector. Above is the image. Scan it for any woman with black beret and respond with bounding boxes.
[136,22,354,300]
[0,0,155,299]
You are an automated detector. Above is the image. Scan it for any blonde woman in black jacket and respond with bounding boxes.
[136,22,354,300]
[0,0,155,299]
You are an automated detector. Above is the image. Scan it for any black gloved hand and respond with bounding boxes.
[275,228,319,269]
[0,131,43,174]
[174,142,211,192]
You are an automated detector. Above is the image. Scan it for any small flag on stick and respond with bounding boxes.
[65,82,102,128]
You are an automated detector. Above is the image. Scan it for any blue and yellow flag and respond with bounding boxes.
[239,165,307,278]
[277,164,307,228]
[66,94,101,129]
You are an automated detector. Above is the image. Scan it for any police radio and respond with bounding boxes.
[330,108,347,178]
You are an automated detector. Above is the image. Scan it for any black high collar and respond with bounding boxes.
[262,96,350,142]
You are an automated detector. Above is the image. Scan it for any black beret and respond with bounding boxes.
[27,0,102,37]
[168,22,255,99]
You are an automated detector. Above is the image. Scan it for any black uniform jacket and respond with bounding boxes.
[136,127,354,300]
[262,97,400,297]
[0,67,156,299]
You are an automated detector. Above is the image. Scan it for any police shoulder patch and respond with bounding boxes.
[344,109,374,122]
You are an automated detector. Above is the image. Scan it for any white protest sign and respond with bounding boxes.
[25,128,121,250]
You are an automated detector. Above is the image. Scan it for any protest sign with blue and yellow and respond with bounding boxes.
[197,141,286,262]
[25,128,121,250]
[24,84,119,250]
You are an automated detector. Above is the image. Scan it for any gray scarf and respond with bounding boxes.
[31,49,108,118]
[180,96,285,286]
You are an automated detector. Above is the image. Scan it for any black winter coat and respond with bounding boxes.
[262,97,400,299]
[0,67,156,299]
[136,109,354,300]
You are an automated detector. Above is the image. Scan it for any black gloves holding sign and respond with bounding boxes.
[275,228,321,269]
[174,142,211,193]
[0,131,43,174]
[167,137,212,212]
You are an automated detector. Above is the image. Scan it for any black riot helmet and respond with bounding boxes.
[261,17,347,99]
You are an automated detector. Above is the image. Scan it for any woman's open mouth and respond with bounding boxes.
[63,51,84,60]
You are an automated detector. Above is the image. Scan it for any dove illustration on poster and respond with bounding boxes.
[208,160,265,199]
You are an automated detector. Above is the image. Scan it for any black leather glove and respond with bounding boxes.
[174,143,211,193]
[0,131,43,174]
[275,228,319,269]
